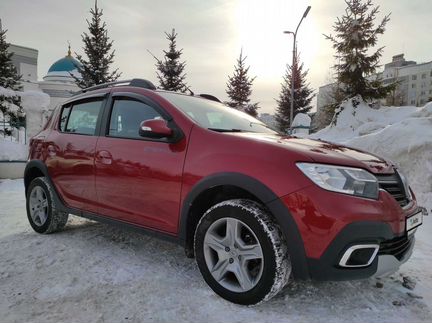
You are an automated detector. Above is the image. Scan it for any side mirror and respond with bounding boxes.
[139,119,173,139]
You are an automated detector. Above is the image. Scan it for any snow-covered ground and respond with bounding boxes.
[0,179,431,323]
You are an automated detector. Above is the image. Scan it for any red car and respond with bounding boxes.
[25,79,423,305]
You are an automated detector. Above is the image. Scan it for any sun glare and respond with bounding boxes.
[234,0,316,82]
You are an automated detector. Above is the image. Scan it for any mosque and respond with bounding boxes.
[8,43,82,111]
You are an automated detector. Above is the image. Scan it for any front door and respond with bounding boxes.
[95,95,187,234]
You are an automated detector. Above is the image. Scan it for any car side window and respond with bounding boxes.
[108,98,163,139]
[59,106,71,132]
[64,100,102,135]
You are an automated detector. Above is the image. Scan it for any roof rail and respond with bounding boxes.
[76,78,157,94]
[198,94,221,103]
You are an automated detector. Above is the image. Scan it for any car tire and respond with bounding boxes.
[194,199,291,305]
[26,177,69,234]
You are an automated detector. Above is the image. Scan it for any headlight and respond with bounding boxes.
[296,163,379,199]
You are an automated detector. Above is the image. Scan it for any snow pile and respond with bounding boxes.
[19,90,50,143]
[0,139,28,161]
[0,87,50,161]
[311,97,432,210]
[20,90,50,113]
[311,96,425,141]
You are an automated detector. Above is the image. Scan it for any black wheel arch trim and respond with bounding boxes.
[24,160,67,211]
[178,172,310,279]
[24,160,50,193]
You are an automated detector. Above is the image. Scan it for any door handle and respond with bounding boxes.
[96,150,113,165]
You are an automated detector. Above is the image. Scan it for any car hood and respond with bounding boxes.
[230,132,395,174]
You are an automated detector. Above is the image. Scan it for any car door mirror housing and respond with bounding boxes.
[139,119,173,139]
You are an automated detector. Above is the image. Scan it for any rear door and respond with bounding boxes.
[46,96,105,213]
[95,92,187,233]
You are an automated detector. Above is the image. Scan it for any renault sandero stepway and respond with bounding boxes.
[25,79,423,304]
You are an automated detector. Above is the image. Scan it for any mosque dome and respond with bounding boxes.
[43,45,82,82]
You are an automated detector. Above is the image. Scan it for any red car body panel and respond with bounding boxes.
[281,186,417,259]
[44,131,99,213]
[94,136,188,233]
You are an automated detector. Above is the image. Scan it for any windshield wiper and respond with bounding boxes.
[208,128,245,133]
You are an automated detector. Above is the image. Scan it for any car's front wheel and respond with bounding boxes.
[26,177,69,234]
[194,199,291,305]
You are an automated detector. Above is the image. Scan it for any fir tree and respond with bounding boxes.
[324,0,393,102]
[72,0,121,88]
[226,50,259,117]
[152,29,188,93]
[275,53,315,133]
[0,19,25,135]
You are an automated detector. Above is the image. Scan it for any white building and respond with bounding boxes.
[317,54,432,111]
[381,54,432,106]
[7,44,81,111]
[8,44,38,83]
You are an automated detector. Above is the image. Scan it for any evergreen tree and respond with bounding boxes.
[0,19,24,135]
[72,0,121,88]
[275,53,315,133]
[152,29,188,93]
[324,0,393,102]
[226,50,259,117]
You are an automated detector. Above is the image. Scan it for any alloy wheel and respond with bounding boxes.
[29,186,49,226]
[203,217,264,292]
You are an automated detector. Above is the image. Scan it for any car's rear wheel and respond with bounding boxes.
[194,199,291,305]
[26,177,68,234]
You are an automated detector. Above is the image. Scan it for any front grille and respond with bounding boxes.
[376,173,410,207]
[378,235,414,261]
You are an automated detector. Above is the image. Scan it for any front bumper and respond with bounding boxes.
[373,234,415,277]
[305,221,416,281]
[279,184,420,281]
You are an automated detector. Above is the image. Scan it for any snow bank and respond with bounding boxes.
[0,86,50,117]
[0,87,50,162]
[20,90,50,113]
[311,96,423,142]
[0,139,28,161]
[311,97,432,210]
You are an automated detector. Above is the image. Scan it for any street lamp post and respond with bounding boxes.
[283,5,311,134]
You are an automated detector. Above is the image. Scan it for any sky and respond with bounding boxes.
[0,0,431,114]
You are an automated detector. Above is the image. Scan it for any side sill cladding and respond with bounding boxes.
[178,172,310,279]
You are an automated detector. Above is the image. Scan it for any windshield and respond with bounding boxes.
[157,92,277,134]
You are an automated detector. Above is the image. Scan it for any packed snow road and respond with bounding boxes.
[1,179,431,323]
